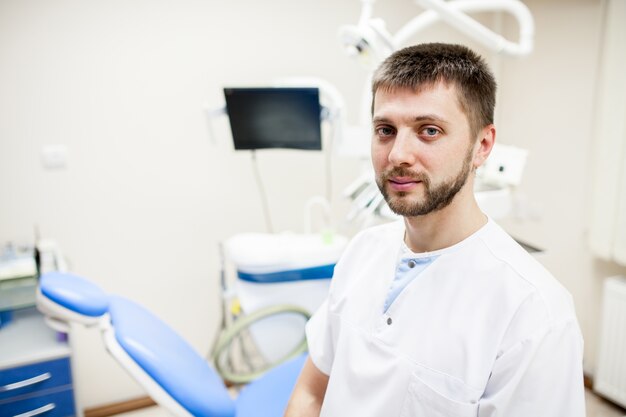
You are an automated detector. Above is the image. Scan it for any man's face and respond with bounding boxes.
[371,83,476,217]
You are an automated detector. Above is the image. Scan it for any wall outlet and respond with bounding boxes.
[41,145,68,170]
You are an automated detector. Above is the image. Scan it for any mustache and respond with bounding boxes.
[379,167,429,183]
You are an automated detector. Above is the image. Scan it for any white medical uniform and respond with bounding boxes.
[306,219,585,417]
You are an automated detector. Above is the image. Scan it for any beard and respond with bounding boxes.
[376,149,474,217]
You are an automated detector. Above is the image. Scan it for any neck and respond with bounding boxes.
[403,179,487,253]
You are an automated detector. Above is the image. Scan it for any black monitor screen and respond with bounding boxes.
[223,87,322,151]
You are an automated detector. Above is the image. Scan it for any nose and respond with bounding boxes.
[388,129,417,167]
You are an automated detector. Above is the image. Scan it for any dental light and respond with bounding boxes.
[339,0,535,69]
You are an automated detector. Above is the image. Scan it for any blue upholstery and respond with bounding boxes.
[236,353,306,417]
[40,272,109,317]
[108,296,236,417]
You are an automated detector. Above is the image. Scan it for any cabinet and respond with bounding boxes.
[0,308,76,417]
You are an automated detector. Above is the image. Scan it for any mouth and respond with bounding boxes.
[388,177,422,192]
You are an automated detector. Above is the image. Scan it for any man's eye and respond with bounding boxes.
[377,126,395,136]
[424,127,439,136]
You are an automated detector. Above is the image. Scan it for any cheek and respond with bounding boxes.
[370,142,387,169]
[421,150,452,176]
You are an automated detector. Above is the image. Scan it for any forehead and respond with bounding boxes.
[373,82,466,123]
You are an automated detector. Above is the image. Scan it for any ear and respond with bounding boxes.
[472,125,496,169]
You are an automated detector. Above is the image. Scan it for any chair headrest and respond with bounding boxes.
[37,272,110,326]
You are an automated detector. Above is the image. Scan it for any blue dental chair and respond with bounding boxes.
[36,272,306,417]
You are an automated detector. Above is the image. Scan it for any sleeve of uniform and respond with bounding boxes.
[303,226,373,376]
[305,297,333,375]
[478,319,586,416]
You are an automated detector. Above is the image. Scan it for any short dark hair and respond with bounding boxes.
[372,43,497,138]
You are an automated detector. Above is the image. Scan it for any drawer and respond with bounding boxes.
[0,358,72,402]
[0,387,75,417]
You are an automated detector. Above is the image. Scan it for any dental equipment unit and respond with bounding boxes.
[213,197,348,384]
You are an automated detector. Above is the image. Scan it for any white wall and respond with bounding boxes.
[495,0,626,376]
[589,0,626,265]
[0,0,621,408]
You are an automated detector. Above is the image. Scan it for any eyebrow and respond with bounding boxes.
[372,114,449,125]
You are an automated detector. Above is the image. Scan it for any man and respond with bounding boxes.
[284,43,585,416]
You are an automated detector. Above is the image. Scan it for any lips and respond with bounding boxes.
[388,177,421,192]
